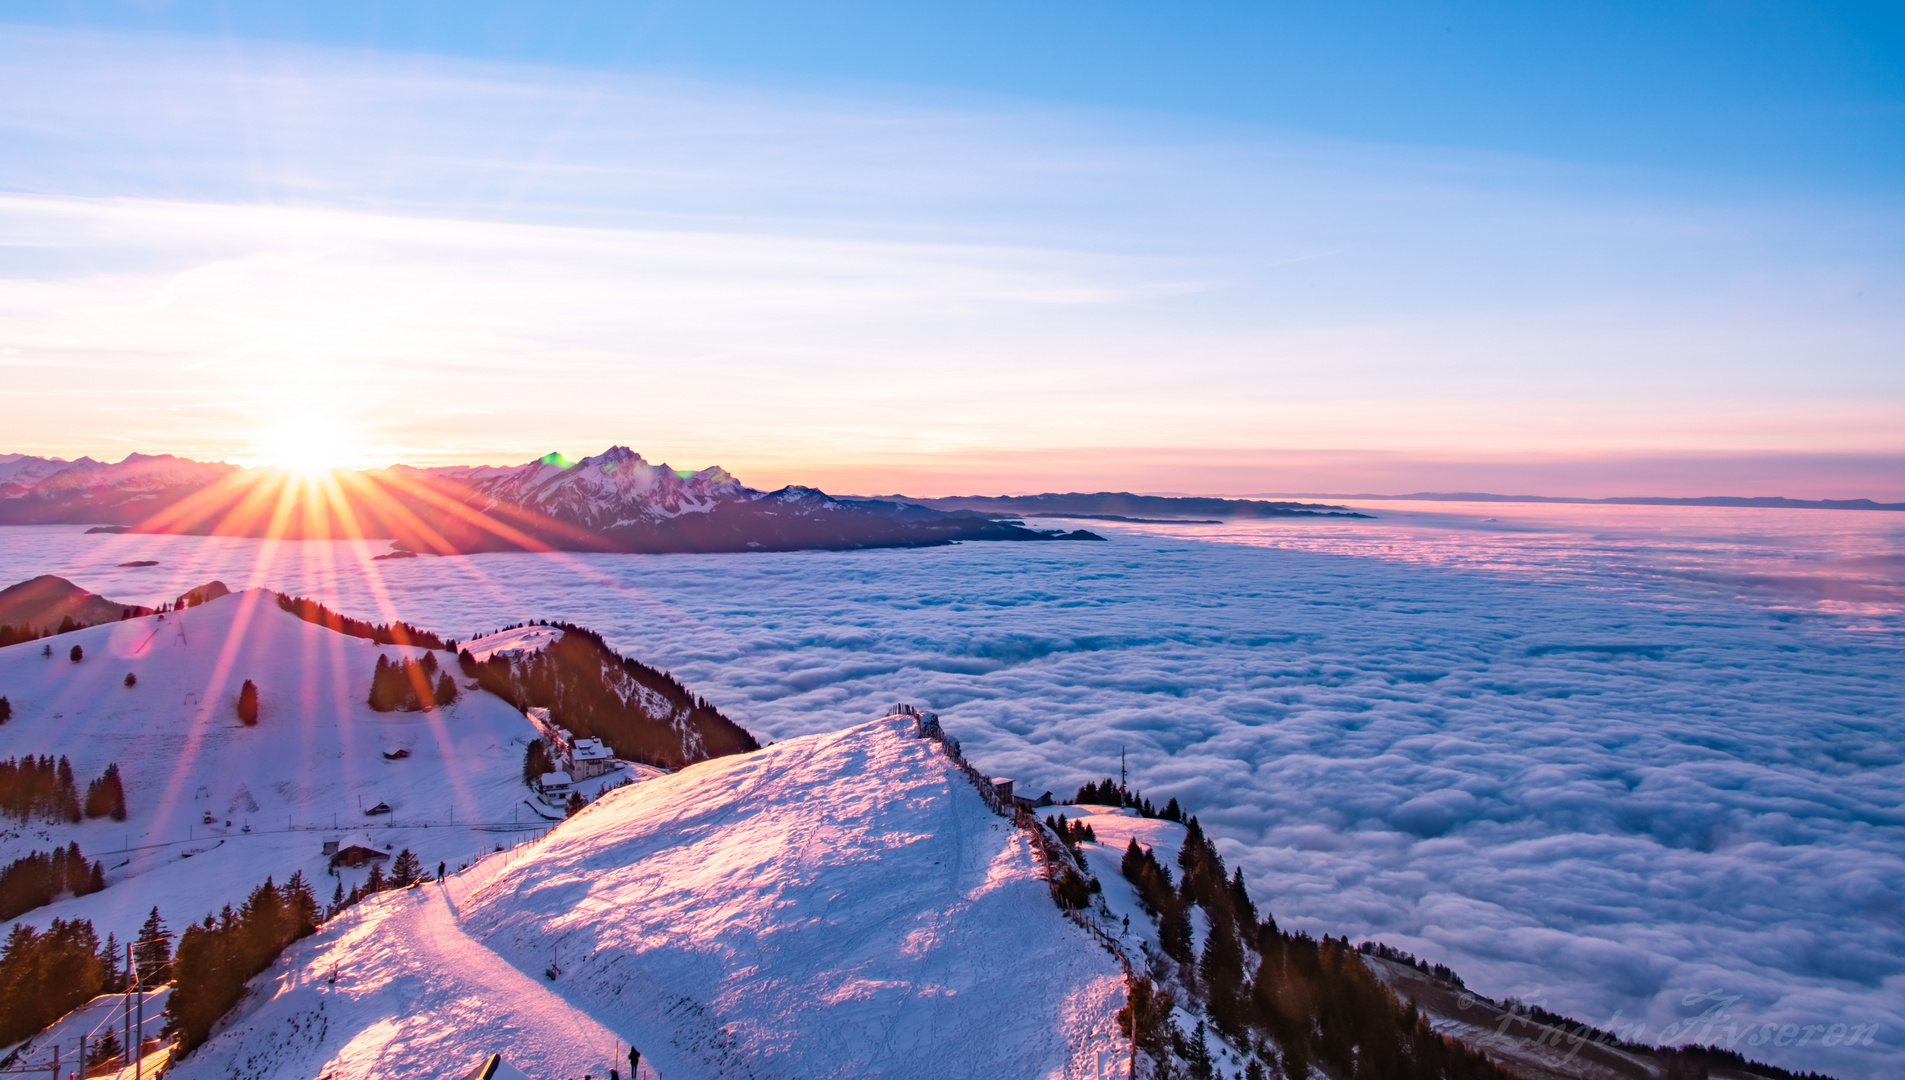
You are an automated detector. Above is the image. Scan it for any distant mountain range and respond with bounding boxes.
[857,491,1371,520]
[0,449,1107,554]
[1261,491,1905,511]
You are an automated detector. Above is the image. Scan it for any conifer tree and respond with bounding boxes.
[435,671,458,707]
[390,849,421,887]
[85,763,127,820]
[237,679,260,725]
[1181,1020,1214,1080]
[88,1028,122,1066]
[522,739,551,786]
[69,643,83,662]
[134,907,171,984]
[1117,975,1176,1073]
[54,757,81,823]
[99,931,121,992]
[364,861,386,893]
[0,696,8,723]
[124,671,137,687]
[1199,916,1246,1035]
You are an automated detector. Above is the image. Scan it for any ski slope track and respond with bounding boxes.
[0,589,639,950]
[168,717,1127,1080]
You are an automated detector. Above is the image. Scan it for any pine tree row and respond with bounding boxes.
[0,842,106,922]
[460,624,756,769]
[323,847,430,919]
[276,593,447,650]
[0,916,135,1047]
[368,652,457,712]
[167,872,321,1053]
[1,755,126,823]
[1118,814,1522,1080]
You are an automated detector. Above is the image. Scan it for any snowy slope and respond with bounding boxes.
[0,988,170,1072]
[0,590,637,948]
[1056,806,1190,961]
[168,717,1129,1080]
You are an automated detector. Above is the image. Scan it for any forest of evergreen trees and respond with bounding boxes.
[83,762,127,820]
[1116,815,1523,1080]
[0,915,129,1048]
[167,872,320,1053]
[2,755,124,824]
[0,608,147,649]
[0,842,105,921]
[367,652,458,712]
[1097,786,1836,1080]
[459,620,756,768]
[275,593,448,650]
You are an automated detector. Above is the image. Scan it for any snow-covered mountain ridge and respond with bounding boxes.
[0,448,1101,553]
[166,716,1129,1080]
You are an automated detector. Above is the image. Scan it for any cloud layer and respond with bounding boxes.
[2,502,1898,1077]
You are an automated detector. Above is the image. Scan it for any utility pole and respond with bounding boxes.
[135,950,145,1080]
[125,941,134,1075]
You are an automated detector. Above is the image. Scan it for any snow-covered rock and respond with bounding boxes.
[166,717,1129,1080]
[449,446,747,529]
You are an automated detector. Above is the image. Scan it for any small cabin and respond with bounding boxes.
[329,837,391,868]
[365,801,392,816]
[382,748,410,760]
[536,770,573,804]
[991,777,1015,804]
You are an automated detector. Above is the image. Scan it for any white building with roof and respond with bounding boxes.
[525,707,616,780]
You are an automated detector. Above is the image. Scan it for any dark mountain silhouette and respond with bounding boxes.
[0,575,153,635]
[866,491,1371,519]
[0,448,1105,554]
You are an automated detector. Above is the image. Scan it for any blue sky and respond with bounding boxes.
[1,2,1901,495]
[17,0,1903,187]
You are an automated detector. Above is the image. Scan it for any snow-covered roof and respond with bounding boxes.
[539,770,572,787]
[570,738,610,761]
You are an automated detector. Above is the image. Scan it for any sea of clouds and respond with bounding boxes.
[0,502,1898,1078]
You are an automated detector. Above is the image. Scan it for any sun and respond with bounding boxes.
[252,414,358,474]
